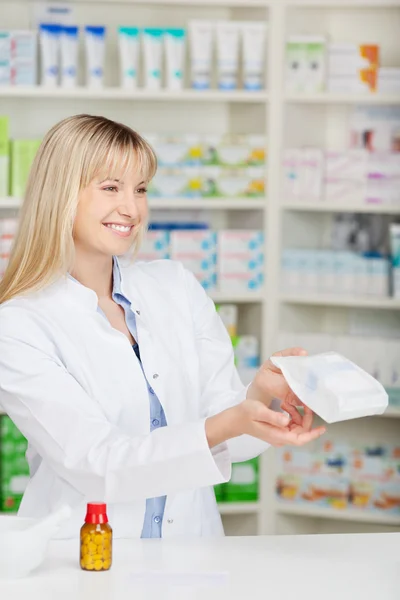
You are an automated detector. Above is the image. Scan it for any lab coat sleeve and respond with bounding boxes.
[184,268,272,463]
[0,308,231,503]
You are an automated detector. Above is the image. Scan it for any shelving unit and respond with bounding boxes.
[1,0,400,537]
[280,294,400,310]
[282,202,400,215]
[275,503,400,526]
[0,87,268,103]
[1,197,266,211]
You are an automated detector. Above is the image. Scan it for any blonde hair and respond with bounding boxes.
[0,114,157,304]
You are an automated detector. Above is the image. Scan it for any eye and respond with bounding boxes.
[136,187,148,195]
[103,186,118,192]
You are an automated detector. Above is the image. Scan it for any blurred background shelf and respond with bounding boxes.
[275,503,400,526]
[218,502,261,515]
[0,198,267,211]
[0,87,269,103]
[149,198,267,210]
[280,294,400,310]
[285,93,400,104]
[282,202,400,215]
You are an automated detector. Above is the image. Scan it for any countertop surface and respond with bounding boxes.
[1,532,399,600]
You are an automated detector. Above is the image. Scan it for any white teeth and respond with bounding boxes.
[106,224,132,232]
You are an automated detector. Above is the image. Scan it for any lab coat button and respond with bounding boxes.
[152,373,159,380]
[136,310,140,315]
[167,519,173,524]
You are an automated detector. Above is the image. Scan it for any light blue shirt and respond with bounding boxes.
[70,259,167,538]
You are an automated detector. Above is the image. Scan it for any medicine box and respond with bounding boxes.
[0,415,30,513]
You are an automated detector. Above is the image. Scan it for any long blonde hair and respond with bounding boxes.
[0,114,157,304]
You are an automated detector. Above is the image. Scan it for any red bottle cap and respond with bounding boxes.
[85,502,109,524]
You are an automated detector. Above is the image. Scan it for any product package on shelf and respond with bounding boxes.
[325,149,368,205]
[282,148,324,203]
[285,36,326,94]
[136,230,170,262]
[10,139,41,198]
[218,230,264,293]
[328,43,379,94]
[170,229,217,291]
[215,458,259,504]
[146,134,266,200]
[281,248,390,297]
[215,304,238,338]
[276,441,351,511]
[366,153,400,207]
[0,415,30,513]
[0,30,37,86]
[350,445,400,514]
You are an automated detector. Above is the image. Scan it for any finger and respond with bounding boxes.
[254,404,291,429]
[292,426,326,446]
[280,402,302,426]
[302,406,314,432]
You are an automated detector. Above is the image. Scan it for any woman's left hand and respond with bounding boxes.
[246,347,325,441]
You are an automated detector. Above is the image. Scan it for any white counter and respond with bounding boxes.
[1,533,399,600]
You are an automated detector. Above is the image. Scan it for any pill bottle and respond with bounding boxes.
[80,502,113,571]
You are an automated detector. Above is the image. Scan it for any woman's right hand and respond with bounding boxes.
[205,398,326,450]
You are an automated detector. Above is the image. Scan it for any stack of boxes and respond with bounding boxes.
[137,227,265,294]
[282,147,400,208]
[276,440,400,516]
[328,43,379,94]
[170,228,218,292]
[147,133,266,199]
[0,115,42,199]
[0,30,37,86]
[285,39,390,95]
[218,230,264,293]
[281,249,390,298]
[0,415,30,513]
[325,150,368,206]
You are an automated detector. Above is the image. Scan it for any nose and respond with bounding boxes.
[118,189,140,220]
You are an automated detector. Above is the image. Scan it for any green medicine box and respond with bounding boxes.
[0,415,30,513]
[10,138,41,198]
[215,457,259,503]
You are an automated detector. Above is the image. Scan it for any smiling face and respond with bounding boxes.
[73,166,149,259]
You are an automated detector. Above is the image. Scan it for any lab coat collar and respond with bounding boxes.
[63,256,135,312]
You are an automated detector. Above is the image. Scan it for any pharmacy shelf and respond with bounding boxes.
[0,198,21,210]
[280,293,400,310]
[150,198,266,210]
[27,0,269,5]
[0,87,269,103]
[381,407,400,419]
[285,92,400,105]
[210,292,264,303]
[276,503,400,526]
[282,202,400,215]
[218,502,261,515]
[0,197,267,211]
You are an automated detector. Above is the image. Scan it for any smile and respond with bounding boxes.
[103,223,134,238]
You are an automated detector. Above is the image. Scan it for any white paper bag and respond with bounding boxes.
[271,352,388,424]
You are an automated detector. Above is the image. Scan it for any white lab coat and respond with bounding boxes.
[0,259,270,538]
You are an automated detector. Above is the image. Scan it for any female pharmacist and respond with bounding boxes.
[0,115,325,539]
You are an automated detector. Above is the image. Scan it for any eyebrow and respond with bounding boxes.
[99,179,146,186]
